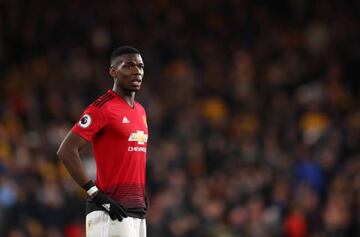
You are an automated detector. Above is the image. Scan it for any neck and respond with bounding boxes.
[112,85,135,107]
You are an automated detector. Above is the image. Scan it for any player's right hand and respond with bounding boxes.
[92,190,128,221]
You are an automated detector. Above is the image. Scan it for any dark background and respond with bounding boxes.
[0,0,359,236]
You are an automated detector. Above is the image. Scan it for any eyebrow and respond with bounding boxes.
[123,61,144,66]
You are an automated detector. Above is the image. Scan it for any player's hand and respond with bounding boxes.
[92,190,128,221]
[82,180,128,221]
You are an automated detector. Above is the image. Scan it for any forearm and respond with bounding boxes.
[58,147,128,221]
[58,147,91,187]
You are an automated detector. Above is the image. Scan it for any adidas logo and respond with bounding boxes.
[122,116,130,124]
[102,203,110,211]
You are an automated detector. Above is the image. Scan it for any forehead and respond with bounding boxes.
[119,54,143,64]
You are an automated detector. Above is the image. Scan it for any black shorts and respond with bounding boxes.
[86,199,147,219]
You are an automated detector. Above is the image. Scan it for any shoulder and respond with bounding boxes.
[90,91,116,109]
[82,92,116,121]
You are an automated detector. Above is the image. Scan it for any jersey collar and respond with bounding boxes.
[108,89,136,109]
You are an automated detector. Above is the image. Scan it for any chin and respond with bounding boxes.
[127,87,141,92]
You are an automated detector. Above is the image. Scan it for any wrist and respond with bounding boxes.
[82,180,99,198]
[87,186,99,197]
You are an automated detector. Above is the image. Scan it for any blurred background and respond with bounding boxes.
[0,0,359,236]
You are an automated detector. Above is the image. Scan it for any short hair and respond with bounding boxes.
[110,46,141,66]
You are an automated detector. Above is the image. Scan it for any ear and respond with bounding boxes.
[109,66,116,78]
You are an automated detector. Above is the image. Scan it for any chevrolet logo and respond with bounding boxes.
[128,130,148,145]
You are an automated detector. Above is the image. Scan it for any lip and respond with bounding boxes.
[131,79,142,83]
[131,76,142,82]
[130,80,142,87]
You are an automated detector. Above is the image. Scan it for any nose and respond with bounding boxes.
[133,66,143,75]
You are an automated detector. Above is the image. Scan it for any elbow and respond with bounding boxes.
[57,144,79,163]
[57,145,69,162]
[56,147,64,161]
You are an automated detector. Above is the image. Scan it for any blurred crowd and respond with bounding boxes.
[0,0,359,236]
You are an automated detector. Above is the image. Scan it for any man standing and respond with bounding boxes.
[57,46,148,237]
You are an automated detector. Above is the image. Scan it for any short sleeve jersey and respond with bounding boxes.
[72,90,148,209]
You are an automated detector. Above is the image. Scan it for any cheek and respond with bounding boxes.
[117,71,130,78]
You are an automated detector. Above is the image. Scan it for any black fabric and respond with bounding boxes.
[91,191,128,221]
[86,199,146,219]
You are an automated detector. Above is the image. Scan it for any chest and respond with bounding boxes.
[106,106,148,138]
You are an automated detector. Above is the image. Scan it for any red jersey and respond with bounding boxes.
[72,90,148,209]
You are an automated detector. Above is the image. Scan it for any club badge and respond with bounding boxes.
[79,114,92,128]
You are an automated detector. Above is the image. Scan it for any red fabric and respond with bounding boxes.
[72,90,148,209]
[64,224,84,237]
[284,213,308,237]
